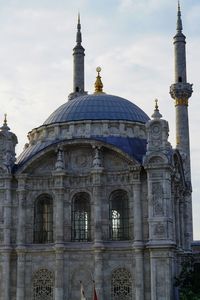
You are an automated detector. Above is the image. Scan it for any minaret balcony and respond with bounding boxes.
[170,82,193,104]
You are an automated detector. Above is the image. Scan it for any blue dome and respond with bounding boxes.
[44,94,149,125]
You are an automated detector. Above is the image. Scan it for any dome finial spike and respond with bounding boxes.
[94,67,105,94]
[177,0,183,32]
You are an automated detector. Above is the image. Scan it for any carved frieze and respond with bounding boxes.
[104,152,128,171]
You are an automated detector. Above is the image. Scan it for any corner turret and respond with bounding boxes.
[0,114,18,174]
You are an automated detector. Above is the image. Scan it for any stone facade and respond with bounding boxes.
[0,5,195,300]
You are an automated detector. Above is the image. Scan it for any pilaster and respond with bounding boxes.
[1,250,11,300]
[16,248,26,300]
[91,146,104,300]
[55,247,64,300]
[3,176,12,246]
[134,248,144,300]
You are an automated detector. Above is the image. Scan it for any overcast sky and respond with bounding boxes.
[0,0,199,239]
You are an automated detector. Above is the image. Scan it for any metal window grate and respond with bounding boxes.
[111,268,132,300]
[32,269,54,300]
[34,196,53,243]
[72,193,91,241]
[109,190,129,240]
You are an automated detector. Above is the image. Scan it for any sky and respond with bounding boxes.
[0,0,199,239]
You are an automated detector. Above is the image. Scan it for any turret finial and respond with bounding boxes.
[76,12,82,45]
[4,113,7,126]
[155,99,159,111]
[1,113,10,131]
[151,99,162,119]
[177,0,183,32]
[94,67,104,94]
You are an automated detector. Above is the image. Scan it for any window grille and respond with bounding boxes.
[72,193,91,241]
[34,195,53,243]
[111,268,132,300]
[109,190,129,240]
[32,268,54,300]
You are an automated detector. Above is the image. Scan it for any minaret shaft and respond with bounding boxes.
[174,39,187,83]
[73,46,85,93]
[170,2,193,184]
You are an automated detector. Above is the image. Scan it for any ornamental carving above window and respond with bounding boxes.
[111,268,132,300]
[32,268,54,300]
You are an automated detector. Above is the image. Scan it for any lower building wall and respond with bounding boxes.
[0,247,180,300]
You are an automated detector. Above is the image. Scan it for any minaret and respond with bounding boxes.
[68,14,87,100]
[170,1,193,185]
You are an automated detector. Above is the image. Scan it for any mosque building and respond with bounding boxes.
[0,3,195,300]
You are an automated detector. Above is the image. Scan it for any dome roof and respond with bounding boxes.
[44,94,149,125]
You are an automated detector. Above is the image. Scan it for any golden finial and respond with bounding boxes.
[4,113,7,126]
[155,99,159,110]
[94,66,104,94]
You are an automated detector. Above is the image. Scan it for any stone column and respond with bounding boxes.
[17,190,26,245]
[53,171,65,300]
[2,250,11,300]
[133,182,144,300]
[4,177,12,245]
[133,182,142,241]
[55,190,64,244]
[16,249,26,300]
[55,248,64,300]
[134,249,144,300]
[150,250,173,300]
[185,192,193,250]
[94,249,103,300]
[175,196,181,248]
[16,177,27,300]
[1,177,12,300]
[92,146,104,300]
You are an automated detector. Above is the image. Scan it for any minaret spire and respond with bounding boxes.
[170,2,193,185]
[177,1,183,33]
[68,14,87,101]
[76,13,82,46]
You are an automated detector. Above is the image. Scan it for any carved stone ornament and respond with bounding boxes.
[92,146,103,169]
[154,222,165,236]
[152,182,164,216]
[55,148,65,171]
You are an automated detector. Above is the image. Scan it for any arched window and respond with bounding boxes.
[34,195,53,243]
[111,268,132,300]
[32,268,54,300]
[72,192,91,241]
[109,190,129,240]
